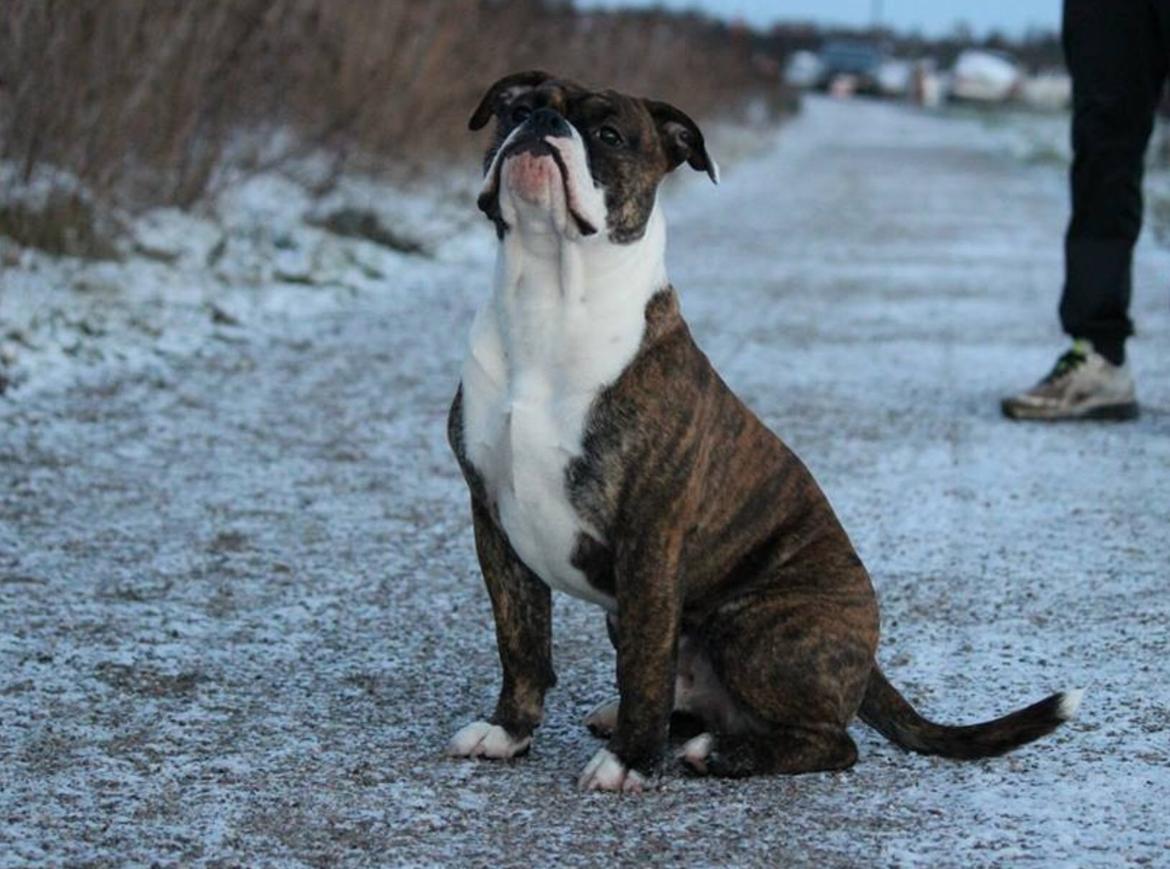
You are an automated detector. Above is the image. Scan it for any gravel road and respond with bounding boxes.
[2,97,1168,866]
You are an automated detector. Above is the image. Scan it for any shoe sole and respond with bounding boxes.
[1001,399,1140,422]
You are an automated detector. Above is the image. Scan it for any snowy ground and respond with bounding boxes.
[2,97,1169,866]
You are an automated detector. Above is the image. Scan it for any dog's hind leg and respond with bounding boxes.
[684,587,877,777]
[681,726,858,777]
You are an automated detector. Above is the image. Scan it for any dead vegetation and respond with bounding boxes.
[0,0,790,222]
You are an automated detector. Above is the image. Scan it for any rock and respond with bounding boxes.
[214,173,313,234]
[208,303,241,327]
[308,207,427,256]
[272,242,317,285]
[133,208,225,267]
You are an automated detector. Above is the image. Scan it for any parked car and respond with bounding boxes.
[950,49,1023,104]
[817,40,886,94]
[875,58,914,98]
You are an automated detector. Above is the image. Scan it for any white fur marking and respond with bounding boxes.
[1058,688,1085,720]
[680,732,714,774]
[544,135,608,230]
[462,123,669,612]
[479,125,607,242]
[447,720,531,759]
[578,747,646,793]
[622,770,647,794]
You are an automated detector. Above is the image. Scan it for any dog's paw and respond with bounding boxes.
[583,697,619,738]
[679,732,714,775]
[577,748,647,794]
[447,721,531,760]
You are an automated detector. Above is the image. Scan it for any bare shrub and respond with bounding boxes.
[0,192,120,259]
[0,0,789,219]
[0,1,283,206]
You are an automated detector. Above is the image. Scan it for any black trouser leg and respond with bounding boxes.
[1061,0,1168,364]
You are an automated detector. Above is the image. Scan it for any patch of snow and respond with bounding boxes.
[0,164,486,397]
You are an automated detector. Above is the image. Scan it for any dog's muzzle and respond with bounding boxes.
[478,110,599,237]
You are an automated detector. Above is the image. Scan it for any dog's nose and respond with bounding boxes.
[528,107,571,137]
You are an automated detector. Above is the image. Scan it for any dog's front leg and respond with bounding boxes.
[449,499,556,760]
[579,527,683,794]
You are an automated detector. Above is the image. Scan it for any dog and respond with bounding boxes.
[446,70,1081,793]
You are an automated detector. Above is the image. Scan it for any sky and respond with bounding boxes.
[577,0,1061,38]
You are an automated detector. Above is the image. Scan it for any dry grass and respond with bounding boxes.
[0,0,788,219]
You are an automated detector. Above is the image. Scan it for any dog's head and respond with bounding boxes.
[470,70,717,244]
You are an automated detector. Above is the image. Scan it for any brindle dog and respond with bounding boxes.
[447,70,1080,793]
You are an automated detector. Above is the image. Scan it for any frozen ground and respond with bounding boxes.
[2,97,1168,866]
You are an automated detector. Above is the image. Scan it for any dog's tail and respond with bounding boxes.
[858,665,1082,759]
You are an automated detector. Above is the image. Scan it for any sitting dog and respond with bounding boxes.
[447,70,1081,793]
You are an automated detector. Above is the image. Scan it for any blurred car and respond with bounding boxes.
[817,40,886,94]
[785,50,824,89]
[950,49,1023,103]
[875,58,913,98]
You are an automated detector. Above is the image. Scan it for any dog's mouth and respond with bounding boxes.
[478,136,599,237]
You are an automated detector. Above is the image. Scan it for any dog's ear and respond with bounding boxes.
[469,70,554,131]
[645,99,719,184]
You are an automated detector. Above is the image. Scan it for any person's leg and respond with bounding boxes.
[1003,0,1162,420]
[1061,0,1167,363]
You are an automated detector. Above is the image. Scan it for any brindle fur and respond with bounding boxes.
[451,72,1077,783]
[562,290,878,775]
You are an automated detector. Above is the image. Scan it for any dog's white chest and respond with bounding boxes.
[463,348,607,608]
[459,232,664,611]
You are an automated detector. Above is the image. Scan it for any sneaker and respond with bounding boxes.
[1001,340,1139,421]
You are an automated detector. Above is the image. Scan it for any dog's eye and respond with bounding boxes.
[596,125,624,147]
[510,105,532,124]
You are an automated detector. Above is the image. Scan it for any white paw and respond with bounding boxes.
[447,720,531,759]
[577,748,647,794]
[679,732,714,774]
[583,697,619,737]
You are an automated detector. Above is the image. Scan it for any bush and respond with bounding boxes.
[0,0,791,214]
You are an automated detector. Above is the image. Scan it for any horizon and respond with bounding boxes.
[576,0,1062,38]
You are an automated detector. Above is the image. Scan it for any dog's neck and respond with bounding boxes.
[483,199,668,390]
[494,200,666,308]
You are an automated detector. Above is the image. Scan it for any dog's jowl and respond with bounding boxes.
[447,70,1082,793]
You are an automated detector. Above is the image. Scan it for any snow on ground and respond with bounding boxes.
[1,97,1169,865]
[0,165,490,398]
